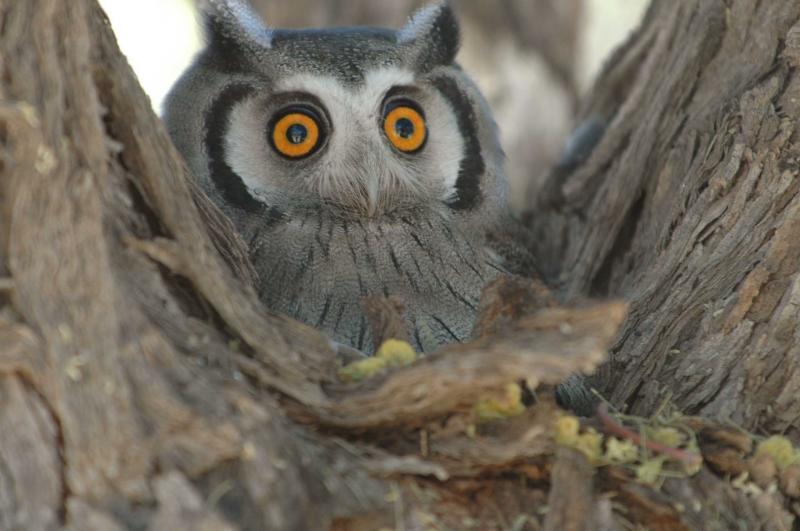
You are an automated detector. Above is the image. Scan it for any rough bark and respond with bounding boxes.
[529,0,800,439]
[1,0,799,530]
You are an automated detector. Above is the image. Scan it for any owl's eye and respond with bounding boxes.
[270,107,322,159]
[382,101,427,154]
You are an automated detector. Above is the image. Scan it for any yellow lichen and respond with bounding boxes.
[646,427,684,448]
[554,415,580,442]
[553,414,603,464]
[605,437,639,464]
[636,457,667,485]
[337,339,417,382]
[755,436,799,470]
[474,383,525,422]
[375,338,417,367]
[575,429,604,464]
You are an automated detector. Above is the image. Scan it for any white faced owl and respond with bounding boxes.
[164,1,525,354]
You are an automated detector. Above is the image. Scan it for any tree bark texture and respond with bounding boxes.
[1,0,799,530]
[529,0,800,438]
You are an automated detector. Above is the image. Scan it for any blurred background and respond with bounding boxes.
[99,0,648,210]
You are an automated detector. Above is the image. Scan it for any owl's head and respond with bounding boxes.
[164,0,506,223]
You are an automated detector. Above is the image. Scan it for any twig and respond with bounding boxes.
[651,391,674,419]
[596,403,702,469]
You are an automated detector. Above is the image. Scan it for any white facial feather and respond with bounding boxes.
[223,67,465,215]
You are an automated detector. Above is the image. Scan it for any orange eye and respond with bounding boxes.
[383,102,427,153]
[270,110,321,159]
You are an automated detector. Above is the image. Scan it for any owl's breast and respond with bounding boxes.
[249,212,504,353]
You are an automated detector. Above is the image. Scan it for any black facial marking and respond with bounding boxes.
[204,84,285,222]
[431,76,484,210]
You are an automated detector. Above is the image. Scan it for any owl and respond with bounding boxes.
[164,0,530,355]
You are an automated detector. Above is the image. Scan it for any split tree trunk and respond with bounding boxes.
[0,1,799,530]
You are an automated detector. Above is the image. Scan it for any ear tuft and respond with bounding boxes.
[398,2,460,71]
[200,0,272,56]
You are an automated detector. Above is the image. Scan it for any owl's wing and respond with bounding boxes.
[485,216,542,279]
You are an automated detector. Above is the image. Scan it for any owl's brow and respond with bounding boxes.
[264,91,330,118]
[382,85,425,102]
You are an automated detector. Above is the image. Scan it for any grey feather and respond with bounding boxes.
[201,0,273,55]
[398,2,461,71]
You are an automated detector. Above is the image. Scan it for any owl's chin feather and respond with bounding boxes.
[246,206,503,354]
[311,173,442,219]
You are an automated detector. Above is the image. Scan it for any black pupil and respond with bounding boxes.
[395,117,415,139]
[286,123,308,144]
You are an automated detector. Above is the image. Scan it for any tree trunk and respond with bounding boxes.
[0,1,798,530]
[529,0,800,438]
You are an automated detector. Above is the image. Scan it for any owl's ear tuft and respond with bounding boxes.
[200,0,273,57]
[398,2,460,71]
